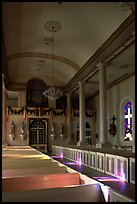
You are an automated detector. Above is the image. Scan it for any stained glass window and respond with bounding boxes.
[124,101,132,141]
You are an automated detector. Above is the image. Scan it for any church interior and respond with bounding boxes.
[2,2,135,202]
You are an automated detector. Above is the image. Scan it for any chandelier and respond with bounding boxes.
[43,21,63,100]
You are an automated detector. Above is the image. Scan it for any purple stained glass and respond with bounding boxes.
[124,101,132,141]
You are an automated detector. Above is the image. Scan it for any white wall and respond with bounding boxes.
[6,116,28,146]
[7,99,18,107]
[89,75,135,146]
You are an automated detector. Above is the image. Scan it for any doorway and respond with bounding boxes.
[29,118,48,151]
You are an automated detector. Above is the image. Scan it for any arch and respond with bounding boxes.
[30,119,46,129]
[7,52,80,71]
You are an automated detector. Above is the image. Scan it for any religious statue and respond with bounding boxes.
[109,115,117,137]
[60,123,65,140]
[51,121,55,140]
[20,121,25,140]
[9,121,15,140]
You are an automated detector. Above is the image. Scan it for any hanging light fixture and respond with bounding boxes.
[43,21,63,100]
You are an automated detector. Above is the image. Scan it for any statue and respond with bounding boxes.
[109,115,117,137]
[20,121,25,140]
[9,121,15,140]
[51,122,55,140]
[60,123,65,140]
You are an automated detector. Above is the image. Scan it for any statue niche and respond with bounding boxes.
[109,115,117,137]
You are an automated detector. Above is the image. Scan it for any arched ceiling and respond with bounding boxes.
[2,2,135,100]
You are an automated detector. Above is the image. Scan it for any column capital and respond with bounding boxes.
[3,88,7,92]
[96,61,106,68]
[78,81,84,86]
[66,92,71,97]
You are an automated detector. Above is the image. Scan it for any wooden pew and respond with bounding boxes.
[2,149,43,156]
[2,165,67,178]
[2,148,42,155]
[2,158,58,169]
[2,184,105,202]
[2,172,81,192]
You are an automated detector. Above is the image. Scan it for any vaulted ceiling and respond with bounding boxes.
[2,2,135,101]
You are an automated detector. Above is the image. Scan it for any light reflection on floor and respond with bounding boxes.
[93,176,123,182]
[63,161,78,165]
[51,155,63,159]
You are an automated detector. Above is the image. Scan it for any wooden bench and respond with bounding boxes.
[2,172,80,192]
[2,184,105,202]
[2,149,43,156]
[2,165,67,178]
[2,158,58,169]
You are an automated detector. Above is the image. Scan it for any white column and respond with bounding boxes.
[96,62,111,148]
[77,81,87,146]
[66,93,72,144]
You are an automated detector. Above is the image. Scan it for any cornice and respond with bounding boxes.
[64,12,135,94]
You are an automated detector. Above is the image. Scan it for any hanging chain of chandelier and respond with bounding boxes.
[43,21,63,100]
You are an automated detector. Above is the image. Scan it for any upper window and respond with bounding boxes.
[26,78,48,107]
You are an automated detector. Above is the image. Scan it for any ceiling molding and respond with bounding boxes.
[7,52,80,71]
[87,72,135,101]
[64,12,135,94]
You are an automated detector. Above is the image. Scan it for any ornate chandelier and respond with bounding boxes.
[43,21,63,100]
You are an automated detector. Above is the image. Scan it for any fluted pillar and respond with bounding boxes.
[77,81,88,146]
[66,93,72,144]
[96,62,111,148]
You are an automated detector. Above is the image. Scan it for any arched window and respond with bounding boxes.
[124,101,132,141]
[26,78,48,107]
[120,98,133,142]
